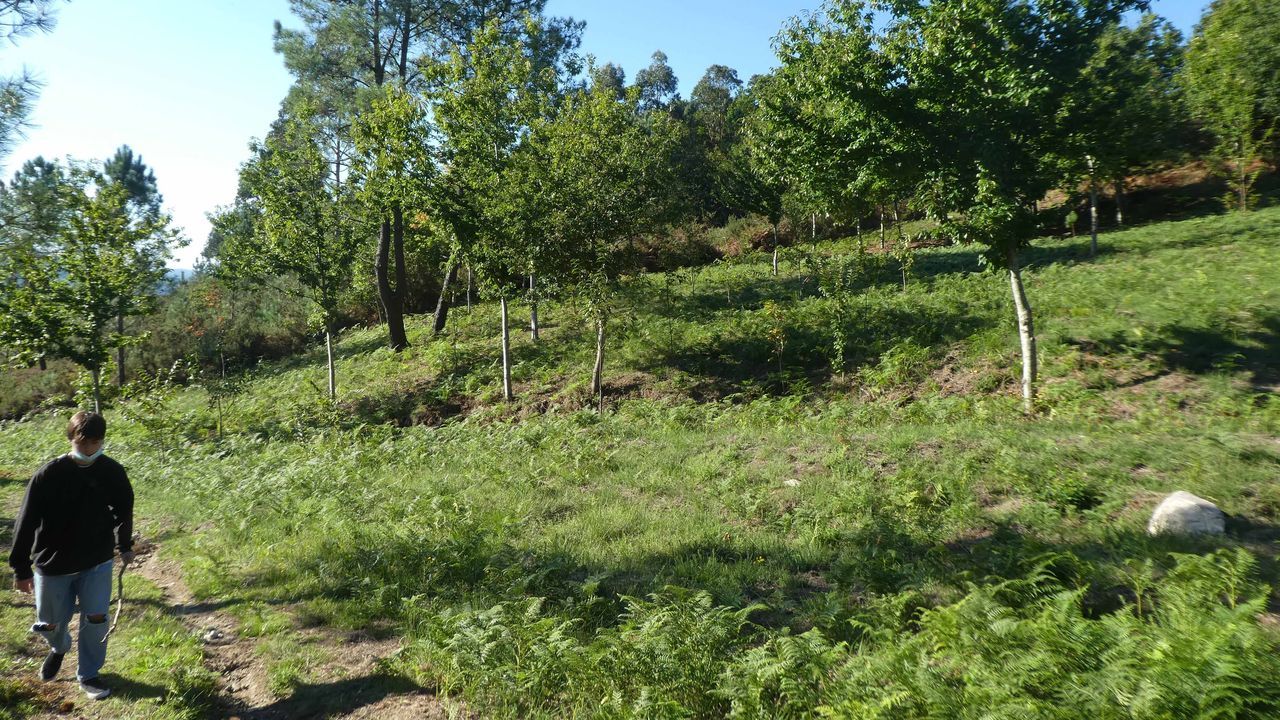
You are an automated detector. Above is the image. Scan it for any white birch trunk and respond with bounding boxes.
[325,328,336,400]
[529,274,539,341]
[592,315,606,414]
[115,313,125,387]
[1114,178,1125,226]
[91,367,101,414]
[500,296,512,401]
[1008,249,1037,415]
[771,225,779,277]
[1088,157,1099,258]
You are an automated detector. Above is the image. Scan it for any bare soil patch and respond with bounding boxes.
[132,543,450,720]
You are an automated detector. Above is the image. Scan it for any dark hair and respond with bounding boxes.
[66,411,107,442]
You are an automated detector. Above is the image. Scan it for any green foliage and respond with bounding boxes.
[821,550,1280,719]
[6,183,1280,718]
[116,358,199,447]
[762,300,787,372]
[770,0,1140,265]
[425,14,581,297]
[351,84,436,218]
[712,74,788,228]
[1181,0,1280,211]
[523,76,686,303]
[0,0,62,161]
[1061,15,1188,188]
[0,159,179,407]
[131,274,312,373]
[224,107,359,331]
[799,247,894,376]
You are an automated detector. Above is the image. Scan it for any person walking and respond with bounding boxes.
[8,411,134,700]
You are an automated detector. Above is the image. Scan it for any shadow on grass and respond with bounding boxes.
[1072,313,1280,392]
[643,301,989,401]
[246,504,1280,643]
[240,671,430,719]
[1037,167,1280,238]
[96,672,170,702]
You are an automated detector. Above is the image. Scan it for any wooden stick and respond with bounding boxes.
[102,560,128,643]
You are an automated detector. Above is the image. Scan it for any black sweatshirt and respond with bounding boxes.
[8,454,134,580]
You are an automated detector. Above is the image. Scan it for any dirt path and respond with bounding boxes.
[131,542,452,720]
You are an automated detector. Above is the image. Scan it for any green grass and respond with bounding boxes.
[3,208,1280,717]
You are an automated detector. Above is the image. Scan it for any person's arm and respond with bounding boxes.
[111,467,135,561]
[8,468,44,583]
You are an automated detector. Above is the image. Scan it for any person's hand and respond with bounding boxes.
[13,577,33,594]
[120,550,135,566]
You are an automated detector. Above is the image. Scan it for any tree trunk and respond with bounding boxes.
[879,207,886,250]
[811,213,816,244]
[466,265,472,310]
[115,312,125,387]
[392,206,409,342]
[432,260,458,336]
[500,296,512,401]
[1088,158,1099,258]
[771,225,779,277]
[1238,156,1248,211]
[592,314,606,414]
[38,357,46,371]
[1007,248,1037,415]
[1114,177,1125,227]
[528,273,539,341]
[375,211,410,351]
[325,327,336,400]
[91,367,101,413]
[217,351,226,439]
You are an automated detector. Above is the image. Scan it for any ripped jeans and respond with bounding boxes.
[32,559,113,680]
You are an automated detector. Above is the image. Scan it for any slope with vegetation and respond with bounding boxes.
[4,206,1279,718]
[4,0,1280,717]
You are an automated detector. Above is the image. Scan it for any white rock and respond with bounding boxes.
[202,628,232,645]
[1147,491,1225,536]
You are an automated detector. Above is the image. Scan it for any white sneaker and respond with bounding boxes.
[79,677,111,700]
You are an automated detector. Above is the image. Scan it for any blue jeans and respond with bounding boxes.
[32,559,113,680]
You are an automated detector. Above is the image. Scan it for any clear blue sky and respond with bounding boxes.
[2,0,1209,269]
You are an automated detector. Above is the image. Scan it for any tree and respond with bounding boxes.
[274,0,557,349]
[220,108,361,400]
[770,0,1140,413]
[714,75,789,274]
[1182,0,1280,211]
[0,162,178,411]
[682,65,746,221]
[0,0,63,163]
[689,65,743,149]
[203,176,262,265]
[1061,15,1186,254]
[351,84,436,345]
[425,14,581,401]
[102,145,164,385]
[522,79,684,410]
[591,62,626,100]
[0,158,72,372]
[634,51,679,112]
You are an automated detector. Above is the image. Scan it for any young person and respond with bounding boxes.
[8,411,134,700]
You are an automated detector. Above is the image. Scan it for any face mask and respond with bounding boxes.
[70,447,104,465]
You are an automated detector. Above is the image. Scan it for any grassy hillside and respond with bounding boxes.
[3,208,1279,718]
